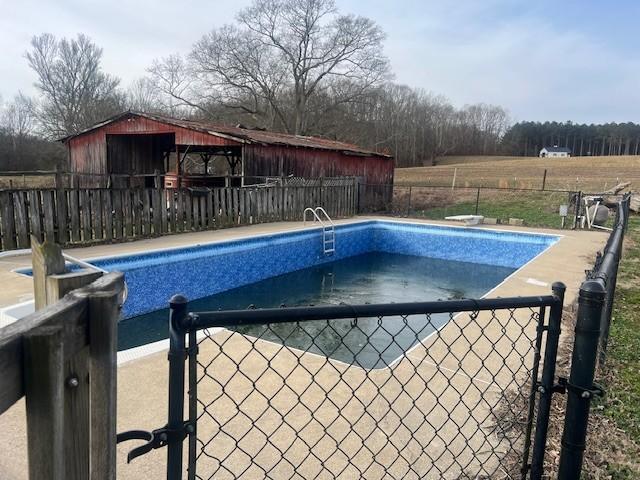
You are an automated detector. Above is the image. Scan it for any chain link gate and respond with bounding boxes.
[119,284,565,479]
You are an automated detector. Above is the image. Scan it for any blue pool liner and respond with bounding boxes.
[17,221,558,318]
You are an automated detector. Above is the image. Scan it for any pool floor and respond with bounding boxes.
[119,252,515,368]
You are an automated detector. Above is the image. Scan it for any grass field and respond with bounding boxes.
[396,155,640,192]
[0,174,57,189]
[430,155,528,166]
[385,186,575,228]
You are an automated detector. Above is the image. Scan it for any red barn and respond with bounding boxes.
[61,111,394,189]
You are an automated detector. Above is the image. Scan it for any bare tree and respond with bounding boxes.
[0,93,36,141]
[191,24,289,127]
[146,54,210,117]
[150,0,390,134]
[126,77,166,114]
[0,93,65,171]
[25,33,122,138]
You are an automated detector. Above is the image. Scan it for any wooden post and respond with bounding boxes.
[55,170,68,244]
[0,191,17,250]
[46,271,103,305]
[3,273,124,480]
[31,236,66,311]
[24,326,65,480]
[176,145,181,189]
[87,290,120,480]
[64,344,90,480]
[31,235,104,309]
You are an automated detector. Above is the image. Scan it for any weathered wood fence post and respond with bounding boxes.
[23,236,121,480]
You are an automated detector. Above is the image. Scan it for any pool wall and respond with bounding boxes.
[15,221,559,319]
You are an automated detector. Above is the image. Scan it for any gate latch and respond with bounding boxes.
[556,377,606,399]
[117,421,194,463]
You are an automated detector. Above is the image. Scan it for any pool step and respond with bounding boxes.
[323,231,335,255]
[304,206,336,256]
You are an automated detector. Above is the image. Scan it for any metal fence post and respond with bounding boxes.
[557,279,605,480]
[167,295,189,480]
[187,328,198,480]
[530,282,565,479]
[407,186,412,217]
[573,191,582,229]
[474,188,480,216]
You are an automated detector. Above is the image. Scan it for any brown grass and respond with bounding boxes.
[431,155,527,166]
[0,175,57,189]
[396,155,640,192]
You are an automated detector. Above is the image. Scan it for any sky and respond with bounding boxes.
[1,0,639,124]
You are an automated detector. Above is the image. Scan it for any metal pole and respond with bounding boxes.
[187,328,198,480]
[167,295,189,480]
[474,188,480,216]
[542,169,547,191]
[557,280,605,480]
[573,191,582,230]
[598,255,618,365]
[530,282,566,479]
[407,186,412,217]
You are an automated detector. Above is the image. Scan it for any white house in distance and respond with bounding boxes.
[539,146,572,158]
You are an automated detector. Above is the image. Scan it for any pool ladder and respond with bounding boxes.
[303,207,335,255]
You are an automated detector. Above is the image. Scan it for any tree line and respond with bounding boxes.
[0,0,636,172]
[502,121,640,157]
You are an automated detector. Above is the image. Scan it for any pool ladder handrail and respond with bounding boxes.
[63,253,128,305]
[303,207,335,255]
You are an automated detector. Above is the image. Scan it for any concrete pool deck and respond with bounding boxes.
[0,217,608,479]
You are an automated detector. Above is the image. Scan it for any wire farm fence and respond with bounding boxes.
[359,184,579,230]
[116,289,567,480]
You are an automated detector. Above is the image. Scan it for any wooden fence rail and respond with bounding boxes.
[0,180,358,251]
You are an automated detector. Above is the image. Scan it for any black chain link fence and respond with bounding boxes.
[583,194,631,364]
[160,293,564,480]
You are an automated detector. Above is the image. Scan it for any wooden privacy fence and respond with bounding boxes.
[0,179,358,251]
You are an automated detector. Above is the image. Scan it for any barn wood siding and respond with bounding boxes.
[243,145,394,186]
[67,116,242,184]
[65,114,394,190]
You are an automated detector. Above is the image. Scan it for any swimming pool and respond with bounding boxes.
[17,220,559,360]
[120,252,518,366]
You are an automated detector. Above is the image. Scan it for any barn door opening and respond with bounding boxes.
[106,133,175,188]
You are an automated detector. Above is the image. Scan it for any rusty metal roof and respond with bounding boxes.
[61,111,392,158]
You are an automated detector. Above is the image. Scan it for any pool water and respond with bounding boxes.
[119,252,515,367]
